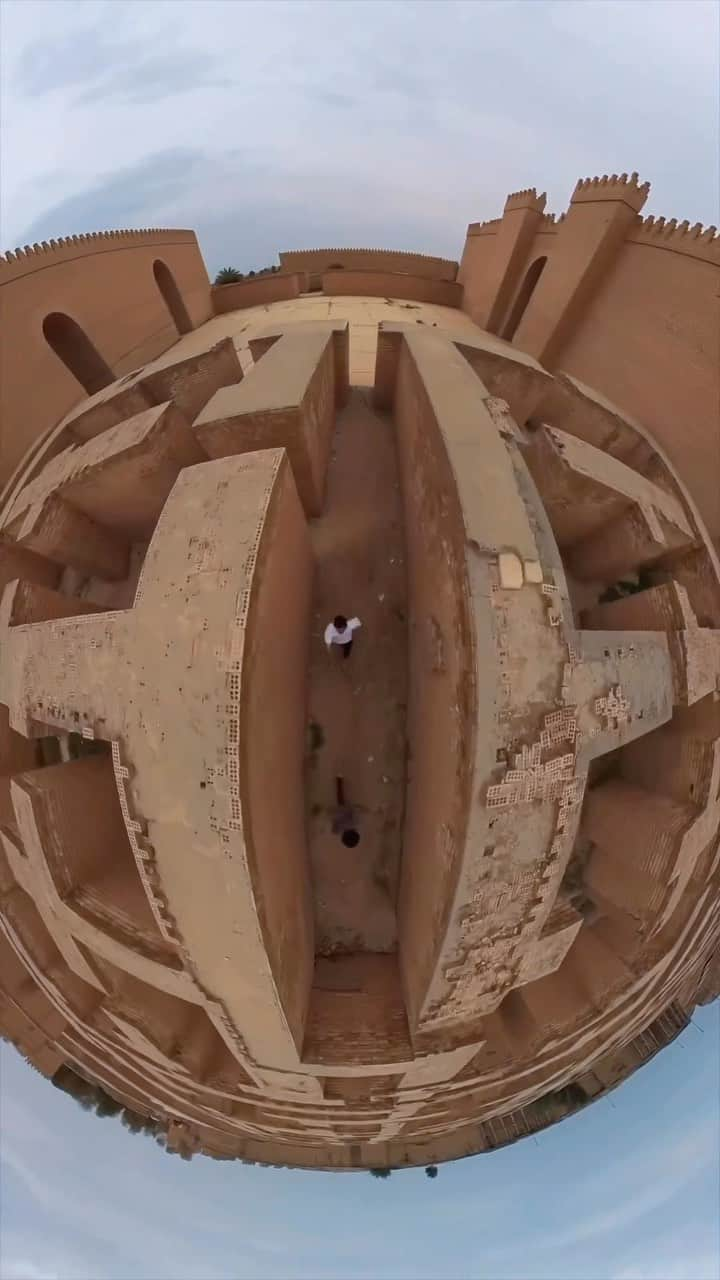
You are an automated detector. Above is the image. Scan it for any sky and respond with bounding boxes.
[0,0,718,277]
[0,1009,718,1280]
[0,2,719,1278]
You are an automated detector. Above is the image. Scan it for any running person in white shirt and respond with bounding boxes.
[324,613,362,660]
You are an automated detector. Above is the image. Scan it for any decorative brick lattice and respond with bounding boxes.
[557,776,586,832]
[219,455,281,838]
[486,705,578,809]
[111,740,180,947]
[595,684,630,730]
[540,708,577,750]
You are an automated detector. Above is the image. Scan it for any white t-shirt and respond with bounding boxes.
[324,617,362,648]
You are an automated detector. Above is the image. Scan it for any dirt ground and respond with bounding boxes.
[304,389,408,954]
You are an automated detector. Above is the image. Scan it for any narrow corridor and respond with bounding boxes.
[304,389,408,955]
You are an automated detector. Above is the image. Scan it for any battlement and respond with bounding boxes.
[466,218,502,236]
[0,228,198,283]
[504,188,547,214]
[538,212,567,231]
[280,246,455,266]
[571,173,650,212]
[278,247,458,281]
[629,214,720,263]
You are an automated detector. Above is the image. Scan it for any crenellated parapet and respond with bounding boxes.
[280,246,455,264]
[504,188,547,214]
[538,212,566,230]
[628,214,720,263]
[466,218,502,236]
[570,172,651,212]
[0,228,197,283]
[278,247,458,281]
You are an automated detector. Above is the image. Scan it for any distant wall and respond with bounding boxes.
[280,248,458,281]
[488,227,562,333]
[457,223,503,326]
[211,273,307,314]
[461,220,563,333]
[0,230,212,496]
[322,270,461,308]
[242,456,314,1050]
[556,238,720,546]
[458,176,720,546]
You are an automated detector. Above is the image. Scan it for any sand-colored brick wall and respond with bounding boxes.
[457,176,720,546]
[242,457,314,1052]
[457,226,501,330]
[211,273,306,313]
[0,232,212,497]
[392,339,474,1029]
[0,704,38,830]
[555,241,720,546]
[322,270,461,308]
[279,248,458,281]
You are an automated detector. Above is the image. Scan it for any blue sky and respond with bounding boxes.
[1,1008,718,1280]
[0,2,719,1277]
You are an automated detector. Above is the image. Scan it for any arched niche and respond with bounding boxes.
[42,312,114,395]
[153,259,192,335]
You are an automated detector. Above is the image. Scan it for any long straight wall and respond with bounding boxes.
[242,456,314,1050]
[392,340,475,1031]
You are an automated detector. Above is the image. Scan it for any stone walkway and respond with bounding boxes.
[304,389,408,955]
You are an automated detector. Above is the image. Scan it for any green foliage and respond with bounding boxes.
[369,1167,392,1178]
[214,266,244,284]
[425,1165,438,1178]
[52,1066,164,1139]
[213,264,279,285]
[121,1108,145,1133]
[52,1064,98,1107]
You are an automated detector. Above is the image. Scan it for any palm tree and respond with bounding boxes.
[214,267,244,285]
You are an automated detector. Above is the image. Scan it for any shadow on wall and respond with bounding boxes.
[153,259,192,335]
[501,257,547,341]
[0,229,212,501]
[42,312,114,396]
[42,263,194,395]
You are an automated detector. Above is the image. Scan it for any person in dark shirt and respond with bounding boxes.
[332,777,360,847]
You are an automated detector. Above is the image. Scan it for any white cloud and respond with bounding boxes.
[523,1117,718,1255]
[1,0,717,266]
